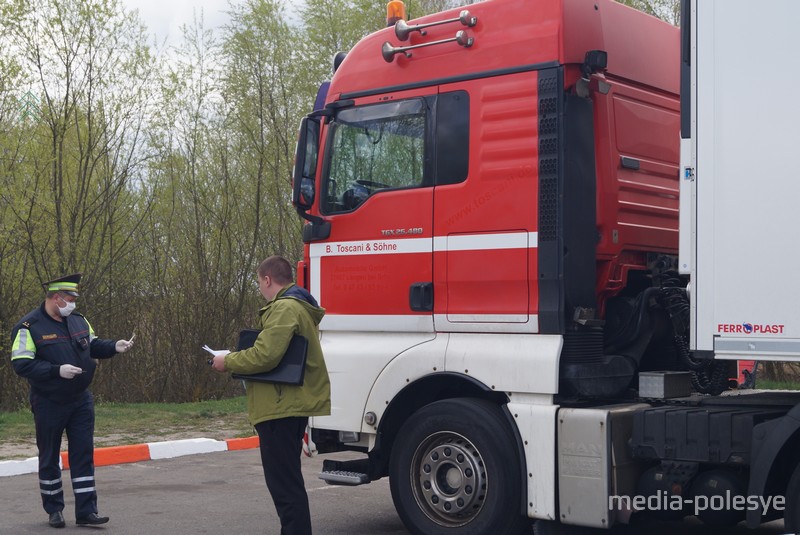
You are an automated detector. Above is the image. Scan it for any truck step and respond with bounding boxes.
[319,458,372,486]
[319,469,370,486]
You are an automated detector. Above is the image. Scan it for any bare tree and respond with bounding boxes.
[0,0,158,408]
[617,0,681,25]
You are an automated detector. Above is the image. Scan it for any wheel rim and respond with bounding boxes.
[409,431,487,527]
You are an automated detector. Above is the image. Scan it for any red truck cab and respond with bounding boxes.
[295,0,678,341]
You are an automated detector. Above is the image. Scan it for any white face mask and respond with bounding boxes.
[57,297,77,317]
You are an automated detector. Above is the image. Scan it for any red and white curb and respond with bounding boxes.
[0,436,260,478]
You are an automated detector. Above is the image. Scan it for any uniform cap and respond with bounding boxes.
[43,273,82,296]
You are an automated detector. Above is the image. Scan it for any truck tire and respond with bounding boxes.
[784,462,800,532]
[389,398,530,535]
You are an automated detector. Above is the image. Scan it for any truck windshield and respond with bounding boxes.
[322,99,426,214]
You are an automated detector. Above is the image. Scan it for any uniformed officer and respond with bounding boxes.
[10,273,135,529]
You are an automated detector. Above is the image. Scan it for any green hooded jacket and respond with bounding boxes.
[224,284,330,426]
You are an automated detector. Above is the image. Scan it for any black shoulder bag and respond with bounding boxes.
[230,329,309,386]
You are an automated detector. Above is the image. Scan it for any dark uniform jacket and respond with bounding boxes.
[10,304,117,403]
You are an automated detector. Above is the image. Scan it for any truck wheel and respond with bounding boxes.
[389,398,530,535]
[784,462,800,531]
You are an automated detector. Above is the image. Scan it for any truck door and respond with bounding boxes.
[311,90,435,332]
[433,72,539,333]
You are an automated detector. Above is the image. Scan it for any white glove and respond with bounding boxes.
[59,364,83,379]
[116,339,134,353]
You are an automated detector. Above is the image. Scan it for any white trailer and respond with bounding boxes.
[681,0,800,362]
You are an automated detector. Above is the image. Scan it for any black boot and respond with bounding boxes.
[48,511,65,528]
[76,513,110,525]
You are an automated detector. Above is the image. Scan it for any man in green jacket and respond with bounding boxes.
[211,255,330,535]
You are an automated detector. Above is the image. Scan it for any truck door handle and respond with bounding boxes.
[409,282,433,312]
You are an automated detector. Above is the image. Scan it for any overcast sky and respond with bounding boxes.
[122,0,233,46]
[123,0,303,48]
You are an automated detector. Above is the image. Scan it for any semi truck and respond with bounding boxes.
[289,0,800,533]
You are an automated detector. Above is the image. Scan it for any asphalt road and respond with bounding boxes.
[0,449,790,534]
[0,449,408,535]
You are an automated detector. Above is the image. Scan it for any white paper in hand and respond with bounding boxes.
[202,345,230,358]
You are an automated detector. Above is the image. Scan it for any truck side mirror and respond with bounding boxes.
[292,117,320,210]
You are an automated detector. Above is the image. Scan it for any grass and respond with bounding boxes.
[0,396,254,446]
[755,379,800,391]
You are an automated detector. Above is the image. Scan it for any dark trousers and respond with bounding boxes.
[31,390,98,519]
[255,416,311,535]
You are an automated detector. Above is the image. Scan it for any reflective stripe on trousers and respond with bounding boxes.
[31,391,98,517]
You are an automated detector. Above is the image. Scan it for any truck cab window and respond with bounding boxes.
[322,99,427,214]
